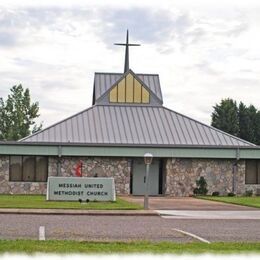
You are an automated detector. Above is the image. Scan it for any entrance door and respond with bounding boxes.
[132,158,159,195]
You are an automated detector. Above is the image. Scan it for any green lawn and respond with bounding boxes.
[0,195,142,210]
[198,196,260,208]
[0,240,260,254]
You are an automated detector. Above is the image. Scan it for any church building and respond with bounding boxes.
[0,31,260,196]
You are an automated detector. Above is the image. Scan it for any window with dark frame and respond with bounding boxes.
[23,156,35,181]
[9,156,22,181]
[36,156,48,182]
[245,160,260,184]
[9,156,48,182]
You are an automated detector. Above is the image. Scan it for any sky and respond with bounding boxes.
[0,0,260,129]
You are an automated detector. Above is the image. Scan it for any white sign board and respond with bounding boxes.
[47,177,116,201]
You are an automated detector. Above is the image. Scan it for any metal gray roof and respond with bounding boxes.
[21,105,254,147]
[93,72,163,104]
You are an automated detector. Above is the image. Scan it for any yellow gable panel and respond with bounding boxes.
[109,72,150,104]
[109,86,117,102]
[125,73,134,102]
[142,87,150,103]
[117,77,126,102]
[134,79,142,103]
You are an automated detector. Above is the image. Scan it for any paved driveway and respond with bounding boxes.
[122,196,259,210]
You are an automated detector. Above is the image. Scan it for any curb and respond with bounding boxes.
[0,208,159,216]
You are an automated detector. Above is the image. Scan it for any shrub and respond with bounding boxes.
[193,176,208,195]
[228,192,235,197]
[245,190,253,197]
[193,188,199,195]
[212,191,220,196]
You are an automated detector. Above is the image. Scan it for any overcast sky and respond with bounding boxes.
[0,0,260,129]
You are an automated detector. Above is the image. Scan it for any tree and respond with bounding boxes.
[246,105,258,144]
[211,98,239,136]
[256,111,260,145]
[238,103,258,144]
[211,99,260,145]
[0,84,42,141]
[238,102,251,141]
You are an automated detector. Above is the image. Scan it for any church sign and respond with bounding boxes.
[47,177,116,201]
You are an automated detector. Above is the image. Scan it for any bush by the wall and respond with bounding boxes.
[245,190,253,197]
[212,191,220,196]
[193,176,208,195]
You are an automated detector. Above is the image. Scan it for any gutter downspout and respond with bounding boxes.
[232,148,240,194]
[57,145,62,176]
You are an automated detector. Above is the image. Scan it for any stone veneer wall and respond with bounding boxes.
[1,155,260,196]
[0,156,131,195]
[49,156,131,195]
[165,158,259,196]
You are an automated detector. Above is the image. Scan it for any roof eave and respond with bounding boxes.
[1,141,258,149]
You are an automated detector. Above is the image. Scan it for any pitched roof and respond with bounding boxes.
[93,72,163,104]
[21,105,254,147]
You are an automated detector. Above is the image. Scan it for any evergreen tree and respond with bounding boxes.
[0,84,42,141]
[246,105,258,144]
[211,98,239,136]
[212,99,260,145]
[238,102,251,141]
[256,111,260,145]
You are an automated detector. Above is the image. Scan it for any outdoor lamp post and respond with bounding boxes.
[144,153,153,209]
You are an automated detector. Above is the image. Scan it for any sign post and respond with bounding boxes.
[144,153,153,209]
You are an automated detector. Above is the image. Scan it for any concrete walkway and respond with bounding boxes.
[123,196,260,210]
[158,210,260,219]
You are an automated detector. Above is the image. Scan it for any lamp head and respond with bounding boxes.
[144,153,153,165]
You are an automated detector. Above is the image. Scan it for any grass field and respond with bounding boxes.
[0,240,260,254]
[199,196,260,208]
[0,195,142,210]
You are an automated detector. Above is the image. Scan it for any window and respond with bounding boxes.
[9,156,48,182]
[9,156,22,181]
[109,72,150,104]
[36,156,48,182]
[23,156,35,181]
[245,160,260,184]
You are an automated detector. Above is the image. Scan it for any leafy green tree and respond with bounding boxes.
[211,98,239,136]
[0,84,42,141]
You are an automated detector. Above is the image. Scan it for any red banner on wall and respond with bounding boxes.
[74,161,83,177]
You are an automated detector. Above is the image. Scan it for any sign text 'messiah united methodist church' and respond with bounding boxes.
[0,31,260,196]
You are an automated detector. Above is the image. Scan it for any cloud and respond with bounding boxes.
[0,6,248,51]
[0,3,259,128]
[90,6,250,57]
[0,7,95,49]
[219,77,260,87]
[0,31,17,47]
[94,7,216,55]
[193,62,222,76]
[95,8,175,47]
[0,7,62,30]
